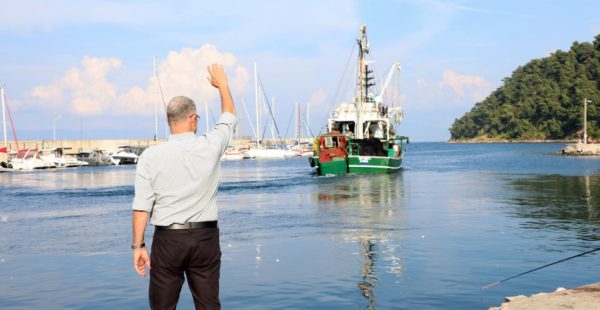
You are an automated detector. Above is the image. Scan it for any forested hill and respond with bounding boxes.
[450,35,600,141]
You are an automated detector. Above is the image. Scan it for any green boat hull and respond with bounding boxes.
[312,155,402,176]
[314,157,348,175]
[347,155,402,174]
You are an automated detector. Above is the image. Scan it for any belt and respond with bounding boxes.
[155,220,218,231]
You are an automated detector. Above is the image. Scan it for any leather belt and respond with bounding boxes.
[155,220,218,231]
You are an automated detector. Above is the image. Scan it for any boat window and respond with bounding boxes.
[324,137,334,148]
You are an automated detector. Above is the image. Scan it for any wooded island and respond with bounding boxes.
[450,35,600,142]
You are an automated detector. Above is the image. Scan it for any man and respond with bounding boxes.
[131,63,237,309]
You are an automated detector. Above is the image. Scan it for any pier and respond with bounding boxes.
[2,139,163,155]
[560,142,600,156]
[490,282,600,310]
[1,137,313,156]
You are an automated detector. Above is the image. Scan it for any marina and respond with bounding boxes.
[1,2,600,309]
[1,142,599,309]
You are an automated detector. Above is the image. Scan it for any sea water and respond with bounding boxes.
[0,142,599,309]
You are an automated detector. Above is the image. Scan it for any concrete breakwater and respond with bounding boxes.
[2,139,164,155]
[561,142,600,155]
[1,137,313,155]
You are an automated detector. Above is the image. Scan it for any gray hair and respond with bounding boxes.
[167,96,197,124]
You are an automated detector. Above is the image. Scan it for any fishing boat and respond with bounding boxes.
[309,25,409,176]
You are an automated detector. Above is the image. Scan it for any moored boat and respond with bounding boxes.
[309,25,409,176]
[40,147,89,168]
[77,149,111,166]
[221,146,244,161]
[8,148,56,170]
[109,146,146,165]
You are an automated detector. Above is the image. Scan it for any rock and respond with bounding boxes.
[490,282,600,310]
[504,295,527,302]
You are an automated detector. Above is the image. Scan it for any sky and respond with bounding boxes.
[1,0,599,142]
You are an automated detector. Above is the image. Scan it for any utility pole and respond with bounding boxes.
[53,115,62,146]
[583,98,589,144]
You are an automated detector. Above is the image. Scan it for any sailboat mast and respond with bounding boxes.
[152,57,159,141]
[306,102,310,138]
[205,100,209,133]
[1,85,7,148]
[271,97,276,142]
[296,102,300,144]
[254,62,260,148]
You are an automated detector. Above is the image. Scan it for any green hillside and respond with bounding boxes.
[450,35,600,141]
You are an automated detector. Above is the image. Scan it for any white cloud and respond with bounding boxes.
[309,89,328,108]
[438,70,491,102]
[32,56,122,115]
[30,45,249,116]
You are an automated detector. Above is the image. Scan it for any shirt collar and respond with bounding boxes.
[168,132,196,141]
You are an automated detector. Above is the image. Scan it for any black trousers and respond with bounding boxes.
[149,227,221,310]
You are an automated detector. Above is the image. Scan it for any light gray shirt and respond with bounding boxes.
[132,112,237,226]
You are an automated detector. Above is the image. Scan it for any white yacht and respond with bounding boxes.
[9,149,56,170]
[40,147,89,168]
[109,146,146,165]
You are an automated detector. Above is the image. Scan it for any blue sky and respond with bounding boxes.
[1,0,599,142]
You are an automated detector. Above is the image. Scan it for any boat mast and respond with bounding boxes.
[296,102,300,144]
[1,85,7,148]
[254,62,260,148]
[271,97,276,143]
[152,57,159,141]
[205,100,209,133]
[356,25,369,139]
[306,101,310,138]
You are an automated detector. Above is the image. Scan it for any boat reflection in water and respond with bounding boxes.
[506,174,600,241]
[314,173,406,309]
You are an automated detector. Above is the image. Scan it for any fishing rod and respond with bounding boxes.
[481,247,600,290]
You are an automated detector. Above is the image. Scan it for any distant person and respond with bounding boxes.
[131,63,237,309]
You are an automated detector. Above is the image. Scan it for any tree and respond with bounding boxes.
[450,35,600,141]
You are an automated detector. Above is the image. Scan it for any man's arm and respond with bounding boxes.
[132,210,151,277]
[207,64,236,116]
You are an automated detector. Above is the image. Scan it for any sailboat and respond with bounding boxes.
[243,63,294,159]
[309,25,409,175]
[289,102,313,157]
[0,85,9,171]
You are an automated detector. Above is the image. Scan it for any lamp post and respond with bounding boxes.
[53,114,61,146]
[583,98,591,144]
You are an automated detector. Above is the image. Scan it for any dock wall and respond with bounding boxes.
[561,142,600,155]
[1,137,314,155]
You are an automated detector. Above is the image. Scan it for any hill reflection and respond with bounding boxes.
[506,174,600,241]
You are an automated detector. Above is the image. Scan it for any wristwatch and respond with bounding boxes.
[131,242,145,250]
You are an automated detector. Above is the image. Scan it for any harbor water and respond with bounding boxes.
[1,142,599,309]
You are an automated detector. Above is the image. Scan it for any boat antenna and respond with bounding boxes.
[481,247,600,290]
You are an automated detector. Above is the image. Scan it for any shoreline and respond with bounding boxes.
[490,282,600,310]
[448,138,577,144]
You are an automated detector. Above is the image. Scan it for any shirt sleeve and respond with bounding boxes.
[206,112,238,155]
[132,153,155,212]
